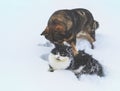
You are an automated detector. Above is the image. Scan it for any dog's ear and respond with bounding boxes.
[41,27,49,35]
[55,25,65,31]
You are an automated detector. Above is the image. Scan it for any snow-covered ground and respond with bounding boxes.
[0,0,120,91]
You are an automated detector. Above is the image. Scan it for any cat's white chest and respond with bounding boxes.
[48,53,71,70]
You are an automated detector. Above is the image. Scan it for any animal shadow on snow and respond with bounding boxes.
[40,53,49,61]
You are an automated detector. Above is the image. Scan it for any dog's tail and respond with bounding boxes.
[92,20,99,31]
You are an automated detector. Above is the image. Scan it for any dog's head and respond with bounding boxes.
[41,21,73,44]
[41,24,72,44]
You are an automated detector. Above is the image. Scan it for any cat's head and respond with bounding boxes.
[50,45,73,62]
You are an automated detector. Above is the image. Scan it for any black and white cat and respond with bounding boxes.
[48,45,73,71]
[48,45,104,78]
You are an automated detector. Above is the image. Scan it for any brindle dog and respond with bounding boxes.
[41,8,99,55]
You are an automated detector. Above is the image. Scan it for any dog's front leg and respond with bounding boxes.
[68,37,78,56]
[70,42,78,56]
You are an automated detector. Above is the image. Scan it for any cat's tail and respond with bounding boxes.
[97,65,105,77]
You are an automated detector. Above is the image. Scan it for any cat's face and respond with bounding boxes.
[48,45,73,70]
[50,45,73,62]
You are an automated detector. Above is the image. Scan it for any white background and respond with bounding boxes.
[0,0,120,91]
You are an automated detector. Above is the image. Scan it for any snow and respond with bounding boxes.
[0,0,120,91]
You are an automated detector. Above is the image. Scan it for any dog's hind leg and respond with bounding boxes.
[77,33,95,49]
[86,34,95,49]
[90,31,96,41]
[90,20,99,41]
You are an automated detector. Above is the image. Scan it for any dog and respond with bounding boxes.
[41,8,99,55]
[48,45,104,79]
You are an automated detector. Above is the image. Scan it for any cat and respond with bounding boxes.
[48,45,104,79]
[48,45,73,71]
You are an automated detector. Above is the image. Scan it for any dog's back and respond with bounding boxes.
[73,9,99,30]
[49,8,99,32]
